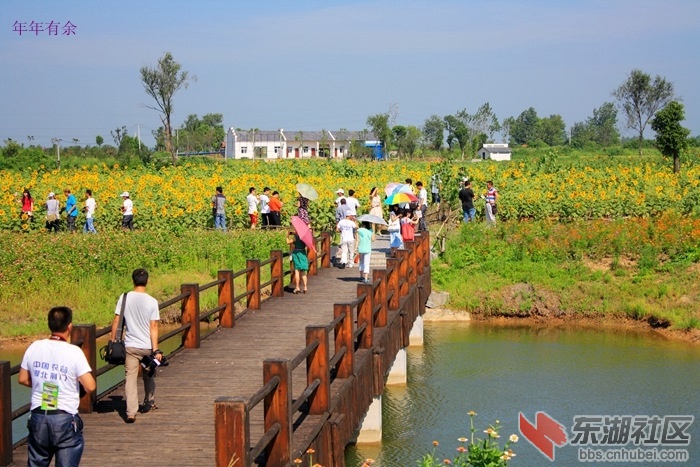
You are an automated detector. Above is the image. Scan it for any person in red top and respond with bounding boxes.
[19,188,34,220]
[268,191,283,226]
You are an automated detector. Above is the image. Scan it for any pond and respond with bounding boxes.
[346,321,700,466]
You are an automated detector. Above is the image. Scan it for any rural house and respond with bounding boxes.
[224,128,374,160]
[478,143,511,161]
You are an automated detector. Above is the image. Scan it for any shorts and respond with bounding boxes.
[249,213,258,224]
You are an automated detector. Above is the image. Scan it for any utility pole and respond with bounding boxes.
[51,138,62,169]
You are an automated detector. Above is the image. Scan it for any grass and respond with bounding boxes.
[431,216,700,332]
[0,229,286,338]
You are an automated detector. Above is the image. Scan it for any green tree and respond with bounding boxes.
[510,107,539,145]
[422,114,445,150]
[651,101,690,174]
[538,114,567,146]
[613,69,674,155]
[141,52,195,164]
[177,113,225,152]
[443,114,471,159]
[366,113,392,158]
[95,135,104,147]
[111,126,127,146]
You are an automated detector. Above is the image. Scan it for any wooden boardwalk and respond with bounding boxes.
[11,239,394,466]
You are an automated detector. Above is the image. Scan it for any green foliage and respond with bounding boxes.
[613,69,675,154]
[419,411,518,466]
[423,114,446,150]
[651,101,690,173]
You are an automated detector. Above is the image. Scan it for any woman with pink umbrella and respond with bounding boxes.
[286,228,309,294]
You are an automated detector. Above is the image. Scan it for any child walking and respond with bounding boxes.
[356,221,375,283]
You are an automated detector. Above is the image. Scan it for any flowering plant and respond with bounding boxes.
[419,411,518,466]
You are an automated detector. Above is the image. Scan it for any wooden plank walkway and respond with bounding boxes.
[11,238,393,466]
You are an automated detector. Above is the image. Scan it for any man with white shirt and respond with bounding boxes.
[334,188,346,206]
[83,189,97,234]
[345,189,361,214]
[416,181,428,232]
[260,187,271,229]
[336,210,357,269]
[120,191,134,231]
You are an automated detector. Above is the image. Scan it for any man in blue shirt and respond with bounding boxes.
[63,189,78,233]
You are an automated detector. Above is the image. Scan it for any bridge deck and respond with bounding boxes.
[11,239,393,466]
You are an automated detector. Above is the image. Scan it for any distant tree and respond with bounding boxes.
[392,125,407,158]
[404,126,422,159]
[470,102,501,142]
[111,126,127,147]
[501,116,515,144]
[422,115,445,150]
[613,69,674,155]
[651,101,690,174]
[538,114,567,146]
[366,113,391,158]
[443,114,471,159]
[140,52,195,164]
[510,107,539,145]
[96,135,104,147]
[177,113,225,152]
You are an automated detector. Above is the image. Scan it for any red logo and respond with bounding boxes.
[519,411,568,461]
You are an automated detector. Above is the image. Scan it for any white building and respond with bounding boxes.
[478,143,511,161]
[224,128,372,160]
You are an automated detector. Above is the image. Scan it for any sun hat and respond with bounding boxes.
[336,188,345,194]
[120,191,130,197]
[48,192,55,198]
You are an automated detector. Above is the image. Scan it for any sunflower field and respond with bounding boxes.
[1,154,699,235]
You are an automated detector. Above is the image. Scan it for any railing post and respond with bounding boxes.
[215,396,250,467]
[321,232,331,268]
[270,250,284,297]
[181,283,201,349]
[414,233,424,275]
[218,270,235,328]
[396,249,410,298]
[333,304,354,378]
[0,361,11,467]
[357,284,374,349]
[372,269,388,327]
[246,259,261,310]
[308,244,318,276]
[71,324,96,413]
[386,257,400,310]
[306,326,329,415]
[264,359,291,465]
[405,240,418,288]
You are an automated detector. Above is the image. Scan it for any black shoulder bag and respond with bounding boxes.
[101,292,128,365]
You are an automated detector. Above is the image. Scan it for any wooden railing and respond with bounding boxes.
[0,232,332,466]
[214,233,431,467]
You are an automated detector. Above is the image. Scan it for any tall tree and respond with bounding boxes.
[538,114,567,146]
[443,114,471,159]
[470,102,501,142]
[510,107,539,145]
[111,126,127,146]
[613,69,674,155]
[366,113,392,158]
[422,114,445,150]
[501,117,515,144]
[651,101,690,174]
[140,52,195,164]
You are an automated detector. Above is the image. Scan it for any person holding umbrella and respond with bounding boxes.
[286,229,309,294]
[295,183,319,226]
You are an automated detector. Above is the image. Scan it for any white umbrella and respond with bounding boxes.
[295,183,319,201]
[358,214,388,226]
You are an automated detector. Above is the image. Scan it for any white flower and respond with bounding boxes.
[509,434,519,443]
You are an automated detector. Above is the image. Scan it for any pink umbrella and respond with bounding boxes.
[384,182,401,197]
[291,216,316,252]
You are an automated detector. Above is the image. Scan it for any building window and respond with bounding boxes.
[303,146,309,153]
[241,147,248,154]
[274,146,281,154]
[287,147,293,153]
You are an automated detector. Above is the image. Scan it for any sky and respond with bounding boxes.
[2,0,699,148]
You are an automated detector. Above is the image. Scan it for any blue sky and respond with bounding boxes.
[2,0,699,148]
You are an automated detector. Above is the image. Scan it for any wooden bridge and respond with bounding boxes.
[1,231,431,466]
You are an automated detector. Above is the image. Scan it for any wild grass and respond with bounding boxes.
[0,229,286,338]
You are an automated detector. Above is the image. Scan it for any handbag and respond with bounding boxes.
[101,292,128,365]
[46,213,59,222]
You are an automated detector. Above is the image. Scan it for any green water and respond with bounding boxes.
[346,322,700,466]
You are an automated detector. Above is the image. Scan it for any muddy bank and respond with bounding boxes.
[423,308,700,344]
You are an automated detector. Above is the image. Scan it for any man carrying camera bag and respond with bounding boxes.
[110,268,162,423]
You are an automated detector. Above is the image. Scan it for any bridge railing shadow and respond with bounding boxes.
[0,231,333,466]
[214,233,432,467]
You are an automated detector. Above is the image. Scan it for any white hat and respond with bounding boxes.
[346,209,356,216]
[120,191,129,197]
[336,188,345,194]
[48,192,55,198]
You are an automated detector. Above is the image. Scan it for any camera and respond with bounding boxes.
[140,353,168,376]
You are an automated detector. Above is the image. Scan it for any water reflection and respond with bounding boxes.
[347,322,700,466]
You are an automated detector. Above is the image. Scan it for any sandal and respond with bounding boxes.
[303,288,307,294]
[293,288,300,294]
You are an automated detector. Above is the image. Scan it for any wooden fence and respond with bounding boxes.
[0,232,333,466]
[214,233,431,466]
